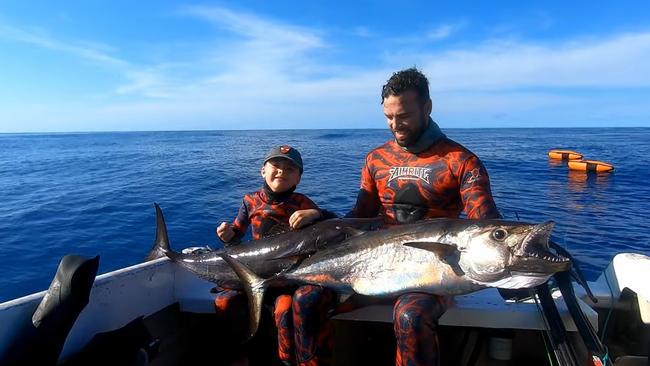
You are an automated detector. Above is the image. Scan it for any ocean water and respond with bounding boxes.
[0,128,649,303]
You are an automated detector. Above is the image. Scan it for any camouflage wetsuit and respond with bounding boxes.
[292,119,500,366]
[214,184,330,363]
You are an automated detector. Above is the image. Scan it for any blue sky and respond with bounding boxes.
[1,1,649,132]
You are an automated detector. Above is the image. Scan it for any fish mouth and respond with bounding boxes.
[509,221,571,274]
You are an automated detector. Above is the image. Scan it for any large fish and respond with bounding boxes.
[147,203,383,288]
[221,218,572,337]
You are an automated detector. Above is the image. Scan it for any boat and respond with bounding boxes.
[548,150,584,161]
[568,160,615,173]
[1,248,648,365]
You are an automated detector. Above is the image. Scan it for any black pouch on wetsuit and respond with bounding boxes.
[392,203,428,224]
[392,183,428,224]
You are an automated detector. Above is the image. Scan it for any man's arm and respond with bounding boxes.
[458,156,501,219]
[345,160,381,218]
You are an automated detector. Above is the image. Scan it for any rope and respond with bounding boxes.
[598,270,615,341]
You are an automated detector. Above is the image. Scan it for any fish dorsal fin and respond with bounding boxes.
[403,242,457,259]
[262,223,291,238]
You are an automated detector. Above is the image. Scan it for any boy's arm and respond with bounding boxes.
[302,195,338,220]
[216,199,250,246]
[289,196,337,229]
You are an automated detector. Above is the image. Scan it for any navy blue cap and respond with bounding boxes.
[263,145,303,172]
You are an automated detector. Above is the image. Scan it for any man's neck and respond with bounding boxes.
[399,117,446,154]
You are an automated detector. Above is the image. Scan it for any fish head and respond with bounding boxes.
[456,220,571,288]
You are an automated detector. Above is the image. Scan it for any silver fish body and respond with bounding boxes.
[147,203,383,287]
[282,218,570,296]
[220,218,572,338]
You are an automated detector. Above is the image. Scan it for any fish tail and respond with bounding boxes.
[145,203,173,261]
[219,252,268,341]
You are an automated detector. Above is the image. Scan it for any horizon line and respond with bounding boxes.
[1,125,649,135]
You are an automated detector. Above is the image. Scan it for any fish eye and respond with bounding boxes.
[492,229,508,241]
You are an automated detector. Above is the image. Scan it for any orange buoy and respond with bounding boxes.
[548,149,583,160]
[567,160,614,172]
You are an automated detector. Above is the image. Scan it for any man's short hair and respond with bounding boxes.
[381,67,430,105]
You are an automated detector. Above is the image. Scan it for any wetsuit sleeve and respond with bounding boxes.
[228,199,250,244]
[298,195,319,210]
[318,209,338,220]
[345,158,381,218]
[458,156,501,219]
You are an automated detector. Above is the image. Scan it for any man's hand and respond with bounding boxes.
[216,222,236,243]
[289,209,321,229]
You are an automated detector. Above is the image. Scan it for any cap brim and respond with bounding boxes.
[264,155,302,170]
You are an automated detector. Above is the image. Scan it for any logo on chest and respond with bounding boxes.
[388,166,432,184]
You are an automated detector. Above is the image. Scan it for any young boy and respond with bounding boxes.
[215,145,333,365]
[216,144,325,243]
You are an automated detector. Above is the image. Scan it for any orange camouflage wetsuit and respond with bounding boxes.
[214,184,331,364]
[229,185,321,242]
[292,120,500,366]
[346,130,500,224]
[351,120,499,366]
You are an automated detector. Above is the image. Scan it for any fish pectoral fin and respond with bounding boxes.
[342,227,366,237]
[264,256,307,273]
[403,242,458,259]
[262,223,291,238]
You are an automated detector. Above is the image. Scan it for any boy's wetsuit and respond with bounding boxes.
[215,184,333,363]
[228,184,321,242]
[292,120,500,366]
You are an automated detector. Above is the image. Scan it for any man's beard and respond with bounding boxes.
[392,117,426,147]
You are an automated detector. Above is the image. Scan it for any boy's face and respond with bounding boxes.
[261,158,301,193]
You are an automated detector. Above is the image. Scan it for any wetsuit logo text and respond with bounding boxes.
[388,166,432,184]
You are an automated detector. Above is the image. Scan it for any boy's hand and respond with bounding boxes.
[216,222,236,243]
[289,209,321,229]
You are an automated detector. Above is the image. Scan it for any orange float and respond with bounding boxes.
[567,160,614,172]
[548,149,583,160]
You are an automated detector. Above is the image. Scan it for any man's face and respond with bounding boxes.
[383,90,432,147]
[261,158,301,193]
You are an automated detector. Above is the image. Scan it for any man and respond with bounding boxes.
[292,67,500,366]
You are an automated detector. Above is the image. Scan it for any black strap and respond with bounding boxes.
[536,284,580,365]
[586,162,598,172]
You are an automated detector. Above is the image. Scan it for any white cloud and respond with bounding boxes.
[413,32,650,91]
[352,26,373,38]
[114,6,334,99]
[426,21,466,41]
[427,25,454,40]
[182,6,324,50]
[0,24,128,68]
